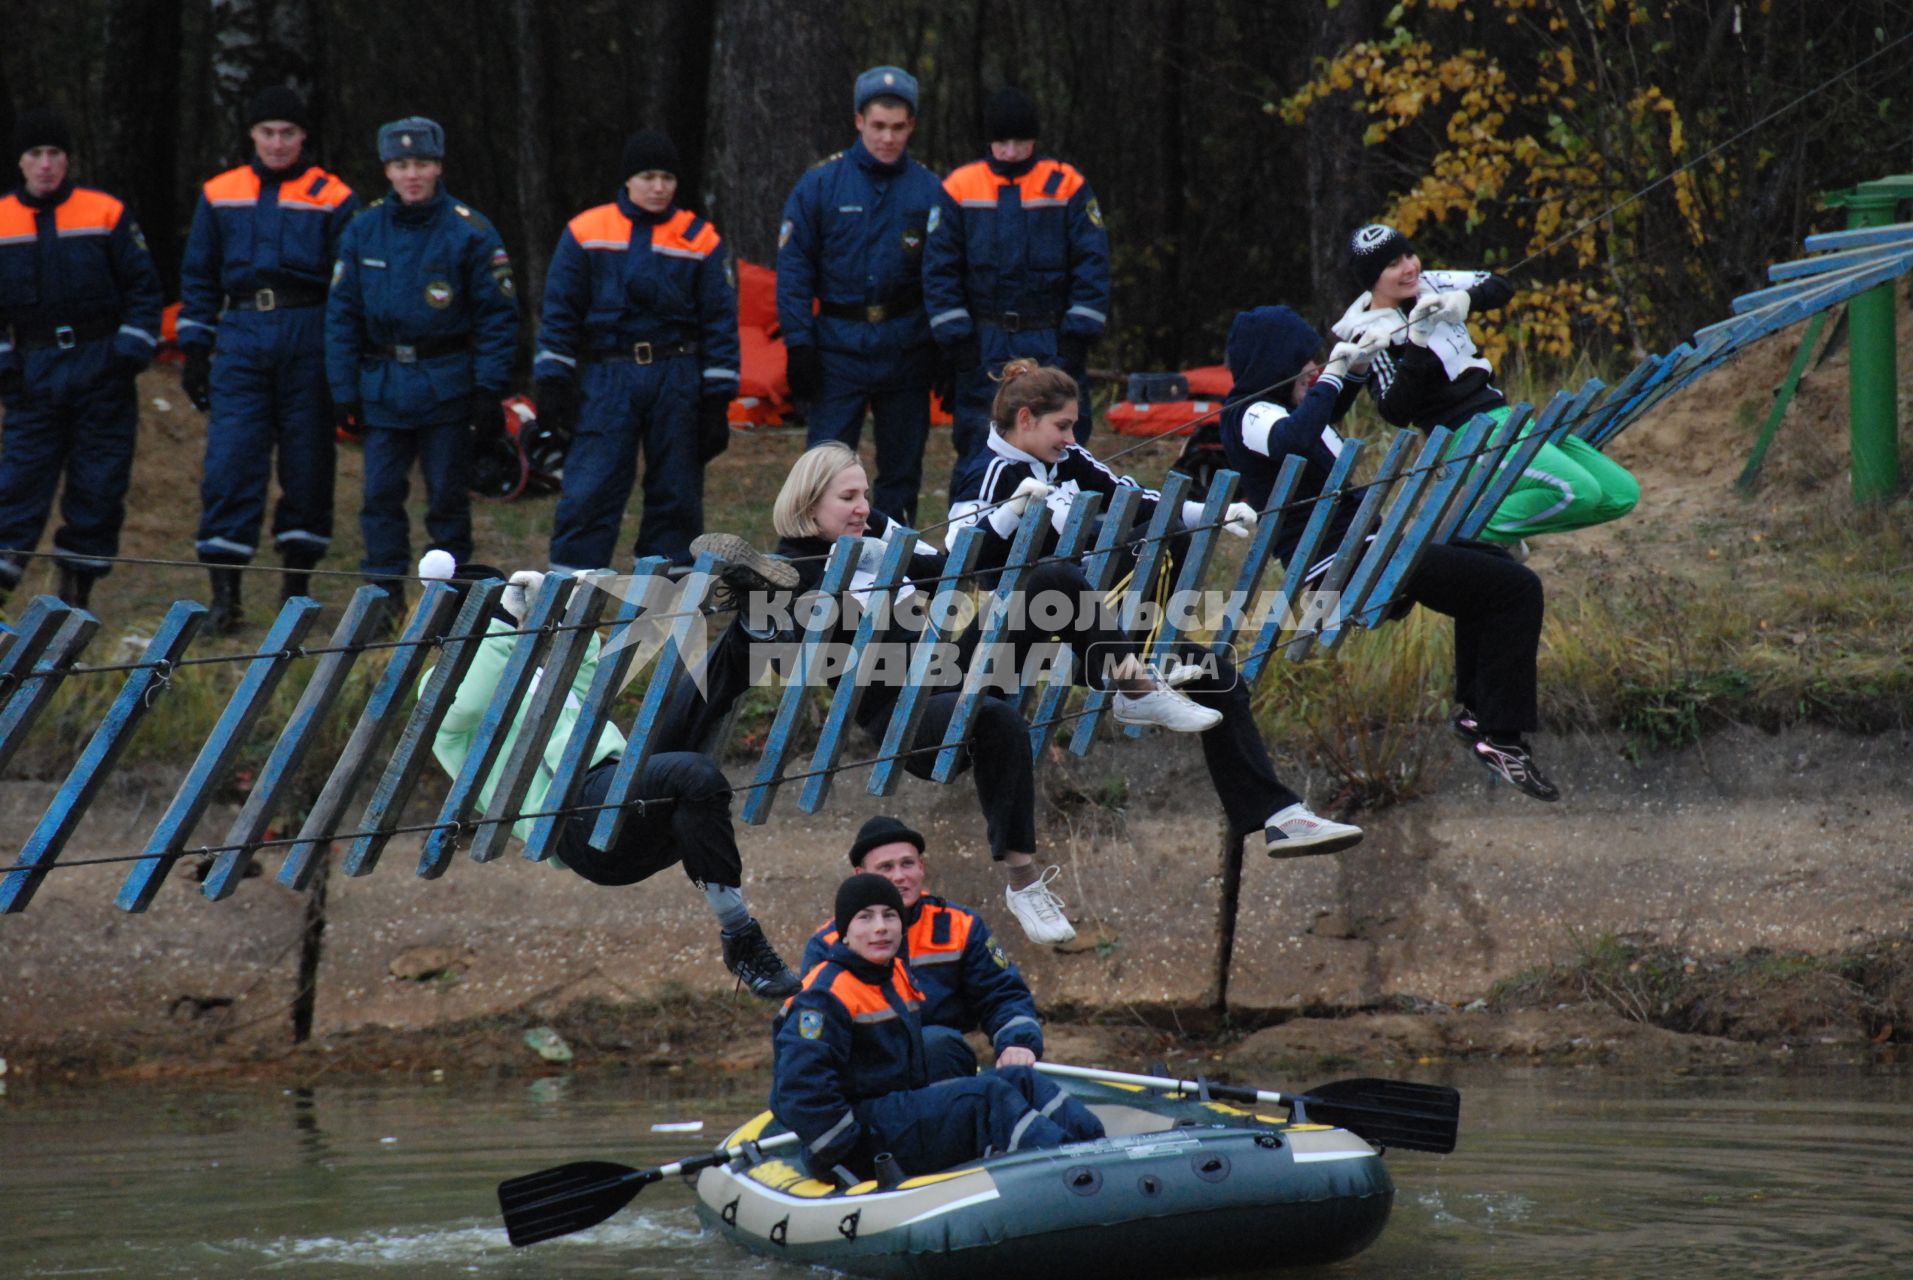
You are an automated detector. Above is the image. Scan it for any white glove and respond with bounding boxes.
[499,569,546,622]
[1221,501,1257,539]
[990,476,1054,536]
[1320,341,1367,380]
[1407,289,1470,346]
[1355,325,1392,363]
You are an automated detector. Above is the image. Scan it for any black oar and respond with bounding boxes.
[1034,1062,1460,1154]
[498,1129,800,1246]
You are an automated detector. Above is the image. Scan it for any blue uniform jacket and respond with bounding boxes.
[774,139,943,360]
[177,157,357,350]
[0,182,163,377]
[324,189,518,428]
[533,191,738,398]
[803,894,1043,1059]
[771,941,928,1176]
[922,155,1110,351]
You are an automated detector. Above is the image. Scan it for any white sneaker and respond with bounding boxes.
[1005,865,1077,945]
[1111,686,1222,733]
[1264,802,1364,858]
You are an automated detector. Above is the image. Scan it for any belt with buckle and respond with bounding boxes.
[225,284,328,312]
[583,340,696,365]
[975,310,1060,333]
[10,316,120,350]
[820,291,924,325]
[374,336,472,364]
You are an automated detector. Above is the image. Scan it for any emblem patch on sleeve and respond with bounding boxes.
[1085,198,1105,229]
[331,259,345,287]
[798,1009,824,1039]
[926,205,941,235]
[778,219,793,250]
[988,939,1010,969]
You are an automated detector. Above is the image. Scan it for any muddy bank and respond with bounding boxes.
[2,722,1910,1080]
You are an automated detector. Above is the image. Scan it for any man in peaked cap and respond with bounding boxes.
[774,65,944,526]
[324,115,518,629]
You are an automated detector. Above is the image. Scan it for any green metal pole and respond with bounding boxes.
[1845,187,1901,503]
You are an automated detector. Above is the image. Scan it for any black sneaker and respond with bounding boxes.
[690,533,799,615]
[721,918,802,999]
[1450,708,1483,745]
[1471,737,1560,802]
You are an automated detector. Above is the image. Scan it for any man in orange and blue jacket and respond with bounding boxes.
[802,816,1043,1082]
[535,130,739,570]
[0,108,163,609]
[923,87,1110,502]
[179,86,358,630]
[772,873,1102,1185]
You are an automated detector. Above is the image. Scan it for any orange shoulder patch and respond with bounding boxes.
[203,166,262,205]
[57,188,125,233]
[943,161,1000,204]
[568,203,634,249]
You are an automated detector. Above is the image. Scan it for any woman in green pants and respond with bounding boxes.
[1332,223,1637,545]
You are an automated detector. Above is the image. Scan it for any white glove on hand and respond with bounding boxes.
[988,476,1054,536]
[1355,325,1392,363]
[499,569,546,622]
[1407,289,1470,346]
[1221,501,1257,539]
[1320,341,1367,380]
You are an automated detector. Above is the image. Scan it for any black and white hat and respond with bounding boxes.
[1347,223,1413,292]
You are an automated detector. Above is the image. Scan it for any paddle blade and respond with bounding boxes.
[497,1159,652,1247]
[1299,1077,1461,1154]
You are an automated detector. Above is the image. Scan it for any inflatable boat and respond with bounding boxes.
[692,1074,1405,1278]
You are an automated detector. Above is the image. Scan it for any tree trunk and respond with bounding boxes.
[706,0,853,266]
[511,0,553,318]
[1304,0,1379,320]
[208,0,317,167]
[101,0,187,291]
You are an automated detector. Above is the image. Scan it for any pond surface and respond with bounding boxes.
[4,1063,1910,1278]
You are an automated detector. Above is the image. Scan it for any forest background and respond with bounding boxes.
[4,0,1910,377]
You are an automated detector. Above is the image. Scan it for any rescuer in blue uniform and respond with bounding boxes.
[535,130,739,570]
[325,117,518,621]
[923,87,1111,502]
[0,109,164,609]
[803,816,1044,1082]
[772,873,1103,1185]
[179,86,358,631]
[775,66,944,525]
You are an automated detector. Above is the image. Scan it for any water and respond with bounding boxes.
[3,1064,1910,1278]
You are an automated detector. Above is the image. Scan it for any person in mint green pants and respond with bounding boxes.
[1332,223,1637,544]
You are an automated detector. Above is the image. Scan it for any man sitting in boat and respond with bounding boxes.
[801,815,1044,1082]
[772,874,1105,1185]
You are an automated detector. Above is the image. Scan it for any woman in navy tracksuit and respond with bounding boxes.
[1219,304,1559,801]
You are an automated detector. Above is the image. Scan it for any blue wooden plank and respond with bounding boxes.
[1768,238,1913,282]
[741,539,859,824]
[1320,427,1448,650]
[1588,354,1687,449]
[0,601,205,914]
[1208,458,1304,658]
[1066,472,1190,756]
[1015,486,1106,721]
[1358,421,1487,628]
[1803,221,1913,254]
[1025,488,1135,764]
[935,498,1058,781]
[279,584,461,890]
[202,586,386,900]
[1570,358,1661,441]
[344,580,507,877]
[116,598,323,912]
[1241,442,1364,684]
[587,556,726,851]
[869,527,986,797]
[1137,469,1239,678]
[469,572,612,864]
[800,530,920,810]
[1730,252,1913,316]
[0,601,93,777]
[1285,431,1417,660]
[524,561,670,860]
[418,574,573,877]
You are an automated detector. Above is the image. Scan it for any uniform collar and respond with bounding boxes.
[250,151,313,186]
[390,188,447,224]
[849,137,907,178]
[824,939,901,985]
[985,153,1040,180]
[987,431,1050,471]
[17,179,75,211]
[615,187,676,226]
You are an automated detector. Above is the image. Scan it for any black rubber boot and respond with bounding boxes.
[207,566,245,635]
[55,563,97,610]
[281,545,322,602]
